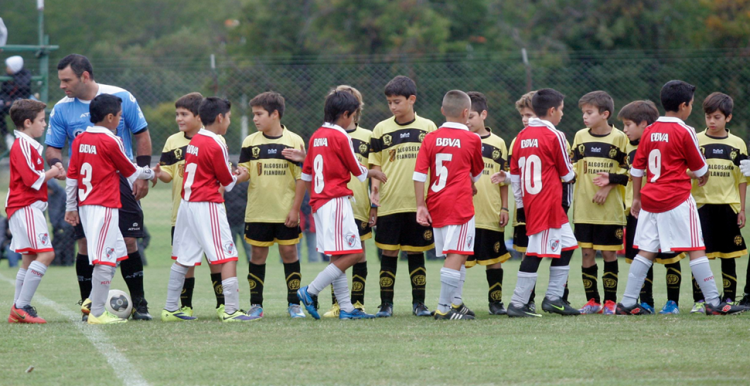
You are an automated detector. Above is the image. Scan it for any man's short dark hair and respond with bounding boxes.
[199,97,232,126]
[703,92,733,117]
[9,99,47,128]
[617,100,659,126]
[249,91,285,119]
[384,75,417,98]
[531,88,565,118]
[578,91,614,120]
[660,80,695,112]
[57,54,94,80]
[90,94,122,124]
[175,92,204,116]
[324,90,360,124]
[467,91,488,114]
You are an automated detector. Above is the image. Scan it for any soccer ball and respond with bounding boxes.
[105,290,132,319]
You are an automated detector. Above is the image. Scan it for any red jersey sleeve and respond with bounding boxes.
[552,131,575,182]
[630,139,648,178]
[212,142,236,188]
[107,137,138,178]
[11,141,45,190]
[339,133,367,182]
[683,129,708,177]
[470,135,484,182]
[301,137,314,182]
[66,138,80,180]
[509,139,520,176]
[413,135,432,182]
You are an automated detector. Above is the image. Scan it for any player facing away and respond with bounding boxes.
[64,94,157,324]
[296,90,387,320]
[7,100,65,324]
[617,80,746,315]
[157,92,226,319]
[501,88,580,318]
[413,90,484,320]
[161,97,256,323]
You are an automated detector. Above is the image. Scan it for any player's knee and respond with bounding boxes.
[519,256,542,272]
[77,239,88,255]
[124,238,138,253]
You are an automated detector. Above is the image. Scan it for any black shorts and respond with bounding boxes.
[355,219,373,241]
[374,212,434,252]
[467,228,511,268]
[699,204,747,259]
[74,174,144,239]
[574,223,623,251]
[244,222,301,247]
[625,214,684,264]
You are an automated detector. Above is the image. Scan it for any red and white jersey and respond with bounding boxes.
[413,122,484,228]
[301,123,368,212]
[631,117,707,213]
[5,131,47,219]
[181,129,237,203]
[509,118,575,235]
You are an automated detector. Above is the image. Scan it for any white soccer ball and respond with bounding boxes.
[105,289,132,319]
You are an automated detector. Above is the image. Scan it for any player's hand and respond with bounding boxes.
[741,160,750,177]
[593,172,609,187]
[697,173,709,187]
[54,162,66,180]
[65,211,80,226]
[370,188,380,207]
[150,164,161,187]
[739,210,746,229]
[235,166,249,182]
[282,148,306,163]
[368,169,387,183]
[368,207,378,227]
[499,210,509,228]
[490,171,507,185]
[416,206,432,227]
[132,179,149,200]
[631,199,642,219]
[472,183,478,196]
[592,185,613,205]
[285,209,300,228]
[686,170,696,179]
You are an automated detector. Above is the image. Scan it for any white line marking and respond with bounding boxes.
[1,272,149,386]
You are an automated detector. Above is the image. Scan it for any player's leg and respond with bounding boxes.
[541,224,580,315]
[601,249,619,314]
[661,257,683,313]
[351,220,372,311]
[245,222,273,318]
[402,212,435,316]
[617,208,659,315]
[374,213,402,317]
[118,176,149,320]
[74,221,93,320]
[508,253,542,318]
[576,224,601,313]
[717,204,746,302]
[162,204,199,322]
[181,266,196,314]
[277,222,304,318]
[626,213,655,313]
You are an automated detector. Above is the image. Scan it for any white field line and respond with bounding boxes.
[1,272,149,386]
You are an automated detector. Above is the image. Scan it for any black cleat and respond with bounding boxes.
[412,302,432,317]
[528,301,536,313]
[705,301,748,315]
[434,308,475,320]
[131,298,153,321]
[375,303,393,318]
[615,302,649,315]
[507,303,541,318]
[452,303,475,317]
[489,301,507,315]
[541,297,580,315]
[739,294,750,308]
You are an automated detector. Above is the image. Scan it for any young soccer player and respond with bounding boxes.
[161,97,256,322]
[158,92,226,318]
[573,91,629,315]
[64,94,157,324]
[369,76,438,317]
[237,91,306,319]
[465,91,511,316]
[296,90,387,320]
[617,80,745,316]
[6,99,65,324]
[501,88,580,318]
[688,92,748,312]
[413,90,484,320]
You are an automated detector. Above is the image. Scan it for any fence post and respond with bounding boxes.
[522,48,532,92]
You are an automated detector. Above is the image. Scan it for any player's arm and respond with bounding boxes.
[45,108,68,180]
[236,137,254,183]
[64,147,80,226]
[342,134,383,183]
[499,184,509,227]
[286,150,306,228]
[412,141,432,226]
[213,144,240,192]
[368,133,383,206]
[739,182,747,229]
[110,138,156,185]
[508,139,523,208]
[684,129,709,186]
[554,132,576,183]
[157,143,175,183]
[13,144,59,189]
[629,144,648,218]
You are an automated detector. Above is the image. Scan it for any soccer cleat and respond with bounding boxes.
[659,300,680,315]
[705,301,748,315]
[579,298,603,314]
[296,286,320,320]
[434,308,475,320]
[216,304,225,320]
[80,298,92,315]
[602,300,617,315]
[247,304,264,319]
[541,297,580,316]
[615,302,649,315]
[489,301,507,315]
[528,301,536,313]
[353,301,366,312]
[340,308,376,319]
[375,303,393,318]
[288,304,306,318]
[179,306,193,317]
[452,303,475,317]
[221,309,261,322]
[131,298,152,321]
[161,309,197,322]
[9,304,47,324]
[88,310,127,325]
[412,302,433,317]
[323,303,340,318]
[640,302,656,315]
[690,301,706,314]
[506,303,542,318]
[739,294,750,307]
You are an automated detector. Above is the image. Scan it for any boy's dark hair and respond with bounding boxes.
[57,54,94,80]
[175,92,204,116]
[617,100,659,126]
[702,92,733,117]
[467,91,488,114]
[89,94,122,124]
[10,99,47,128]
[531,88,565,118]
[384,75,417,98]
[324,90,360,124]
[578,90,614,120]
[199,97,232,126]
[660,80,696,112]
[250,91,285,119]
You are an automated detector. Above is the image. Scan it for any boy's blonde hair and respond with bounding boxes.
[515,91,536,113]
[335,85,364,124]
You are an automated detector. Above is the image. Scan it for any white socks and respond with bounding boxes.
[511,271,538,308]
[621,255,653,307]
[14,268,27,305]
[451,265,466,306]
[690,257,720,307]
[438,267,460,313]
[308,264,344,296]
[91,265,116,317]
[546,266,569,301]
[165,263,189,312]
[222,277,239,314]
[15,262,46,308]
[332,274,354,313]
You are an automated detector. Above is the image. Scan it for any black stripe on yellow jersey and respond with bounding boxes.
[692,130,748,213]
[474,129,508,233]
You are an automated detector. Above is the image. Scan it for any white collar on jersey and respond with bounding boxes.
[656,116,687,125]
[86,125,118,137]
[322,122,348,135]
[440,122,469,131]
[13,130,43,153]
[528,117,559,130]
[197,128,222,139]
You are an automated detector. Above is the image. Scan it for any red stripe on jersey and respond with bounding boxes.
[97,208,112,261]
[24,208,35,250]
[209,204,223,261]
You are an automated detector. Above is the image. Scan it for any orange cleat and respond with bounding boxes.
[10,304,47,324]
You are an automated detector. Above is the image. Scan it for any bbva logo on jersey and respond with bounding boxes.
[436,138,461,147]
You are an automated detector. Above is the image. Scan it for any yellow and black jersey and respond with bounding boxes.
[159,131,226,226]
[368,113,437,216]
[571,127,629,225]
[474,130,508,232]
[623,140,642,213]
[238,126,305,223]
[691,130,748,213]
[346,125,372,222]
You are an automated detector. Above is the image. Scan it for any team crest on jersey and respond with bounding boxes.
[252,146,261,159]
[608,147,618,159]
[492,149,501,161]
[731,149,738,161]
[615,228,624,240]
[105,248,115,259]
[38,233,50,246]
[577,144,585,157]
[360,221,368,230]
[549,238,560,252]
[418,132,426,143]
[73,128,85,138]
[423,230,433,241]
[494,241,501,253]
[346,234,357,247]
[224,242,235,255]
[735,235,743,246]
[257,163,263,175]
[178,164,185,177]
[174,148,183,161]
[359,142,368,155]
[388,149,397,162]
[700,146,706,156]
[466,235,474,248]
[383,135,392,147]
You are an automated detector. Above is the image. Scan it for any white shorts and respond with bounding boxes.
[313,197,362,255]
[434,217,475,257]
[9,203,53,255]
[79,205,127,266]
[172,200,238,267]
[526,223,578,258]
[634,196,704,254]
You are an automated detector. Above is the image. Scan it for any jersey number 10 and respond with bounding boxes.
[518,155,542,195]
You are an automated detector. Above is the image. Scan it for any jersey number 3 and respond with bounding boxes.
[79,162,94,201]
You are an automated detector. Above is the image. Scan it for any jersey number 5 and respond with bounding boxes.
[518,155,542,195]
[431,153,452,192]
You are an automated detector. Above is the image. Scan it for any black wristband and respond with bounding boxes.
[609,173,629,186]
[136,155,152,167]
[49,158,62,167]
[370,203,378,208]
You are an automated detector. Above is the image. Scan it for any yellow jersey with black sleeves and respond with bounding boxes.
[238,126,305,223]
[474,130,508,232]
[368,113,437,216]
[623,140,643,214]
[346,125,372,222]
[159,131,227,226]
[691,130,748,213]
[571,127,629,225]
